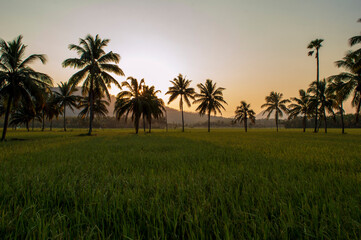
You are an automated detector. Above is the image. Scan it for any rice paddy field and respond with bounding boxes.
[0,128,360,239]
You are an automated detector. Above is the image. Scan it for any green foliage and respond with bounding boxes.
[0,129,360,239]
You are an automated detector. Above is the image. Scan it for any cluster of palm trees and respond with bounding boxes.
[258,19,361,134]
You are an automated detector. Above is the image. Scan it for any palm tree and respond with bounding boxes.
[10,103,41,131]
[261,91,289,132]
[288,89,311,132]
[233,101,255,132]
[62,34,124,135]
[141,85,165,133]
[114,77,144,134]
[0,35,52,141]
[193,79,227,132]
[78,93,109,120]
[166,74,195,132]
[308,38,324,132]
[348,18,361,74]
[53,82,78,131]
[45,95,62,131]
[308,79,335,133]
[327,78,349,134]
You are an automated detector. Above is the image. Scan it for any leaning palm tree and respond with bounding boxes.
[308,38,324,132]
[141,85,165,133]
[193,79,227,132]
[233,101,256,132]
[53,82,78,131]
[261,91,289,132]
[62,34,124,135]
[166,74,195,132]
[114,77,144,134]
[288,89,311,132]
[0,35,52,141]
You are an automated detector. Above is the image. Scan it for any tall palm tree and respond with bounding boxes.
[141,85,165,133]
[233,101,255,132]
[193,79,227,132]
[288,89,311,132]
[53,82,78,131]
[308,38,324,133]
[166,74,195,132]
[348,18,361,74]
[62,34,124,135]
[0,35,52,141]
[308,79,335,133]
[114,77,144,134]
[261,91,289,132]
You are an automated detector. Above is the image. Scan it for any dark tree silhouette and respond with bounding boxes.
[261,91,289,132]
[233,101,255,132]
[288,89,311,132]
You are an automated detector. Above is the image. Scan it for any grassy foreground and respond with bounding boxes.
[0,128,360,239]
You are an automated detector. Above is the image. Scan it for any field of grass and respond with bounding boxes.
[0,128,360,239]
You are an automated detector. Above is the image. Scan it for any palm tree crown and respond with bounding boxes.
[261,91,289,132]
[0,35,52,141]
[288,89,311,132]
[166,74,195,132]
[193,79,227,132]
[53,82,78,131]
[141,85,165,133]
[233,101,255,132]
[62,34,124,135]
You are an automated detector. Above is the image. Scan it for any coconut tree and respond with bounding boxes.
[114,77,144,134]
[288,89,311,132]
[141,85,165,133]
[233,101,255,132]
[308,79,335,133]
[78,93,109,120]
[166,74,195,132]
[327,78,349,134]
[0,35,52,141]
[45,95,63,131]
[261,91,289,132]
[348,18,361,74]
[193,79,227,132]
[308,38,324,132]
[62,34,124,135]
[9,103,41,131]
[53,82,78,131]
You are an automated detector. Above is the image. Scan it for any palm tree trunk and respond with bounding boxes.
[88,89,94,135]
[143,114,146,132]
[208,110,210,132]
[303,115,306,132]
[50,119,53,131]
[314,49,319,133]
[323,107,327,133]
[149,118,152,133]
[1,95,12,141]
[340,103,345,134]
[135,115,140,134]
[276,111,279,132]
[245,114,248,132]
[165,110,168,132]
[32,118,34,131]
[42,110,45,131]
[26,122,29,132]
[63,104,66,132]
[181,96,184,132]
[356,93,361,122]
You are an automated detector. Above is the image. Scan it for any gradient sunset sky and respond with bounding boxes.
[1,0,361,117]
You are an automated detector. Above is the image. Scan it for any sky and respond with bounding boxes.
[1,0,361,117]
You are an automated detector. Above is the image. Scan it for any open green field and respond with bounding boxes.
[0,128,360,239]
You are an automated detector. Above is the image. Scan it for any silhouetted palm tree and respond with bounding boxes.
[288,89,311,132]
[62,34,124,135]
[114,77,144,134]
[141,85,165,133]
[327,78,349,134]
[261,91,289,132]
[348,18,361,74]
[78,93,109,119]
[233,101,255,132]
[308,79,335,133]
[10,103,41,131]
[308,38,324,132]
[45,95,62,131]
[53,82,78,131]
[0,35,52,141]
[0,96,5,117]
[166,74,195,132]
[193,79,227,132]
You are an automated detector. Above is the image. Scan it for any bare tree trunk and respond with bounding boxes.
[149,118,152,133]
[1,96,12,141]
[50,119,53,131]
[245,114,248,132]
[26,122,29,132]
[135,115,140,134]
[323,108,327,133]
[314,50,320,133]
[208,110,210,132]
[303,115,306,132]
[143,114,146,132]
[340,103,345,134]
[276,111,279,132]
[88,89,94,135]
[181,96,184,132]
